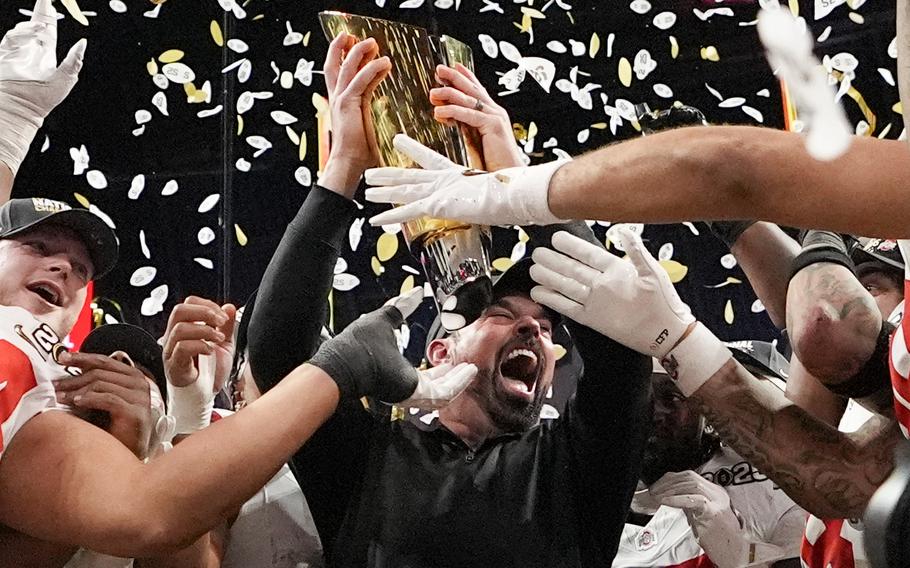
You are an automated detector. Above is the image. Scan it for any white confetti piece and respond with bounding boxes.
[238,59,252,83]
[41,136,49,153]
[236,158,251,172]
[294,166,312,186]
[399,0,425,7]
[222,59,245,74]
[89,204,115,229]
[334,258,348,275]
[349,218,365,251]
[333,273,360,291]
[194,258,214,269]
[70,145,89,176]
[152,73,169,89]
[817,26,832,42]
[653,11,676,30]
[879,68,896,86]
[162,62,195,84]
[756,88,770,97]
[271,110,298,125]
[129,175,145,200]
[280,71,293,89]
[227,39,249,53]
[658,242,674,261]
[830,52,859,73]
[630,0,651,14]
[889,37,897,58]
[577,129,590,143]
[721,253,737,269]
[546,40,567,54]
[633,49,657,80]
[143,3,161,18]
[135,109,152,125]
[607,33,615,58]
[109,0,126,12]
[540,405,559,419]
[152,92,168,116]
[139,230,150,259]
[719,97,746,108]
[855,120,870,136]
[653,83,673,98]
[197,105,223,118]
[569,40,586,57]
[694,7,734,20]
[130,266,157,287]
[283,21,303,46]
[705,83,724,101]
[246,136,272,158]
[848,12,864,24]
[479,34,498,58]
[742,105,764,122]
[294,59,314,86]
[86,170,107,189]
[381,223,402,235]
[402,265,420,275]
[510,240,527,262]
[237,91,254,114]
[161,180,179,196]
[815,0,846,20]
[198,227,216,245]
[751,299,766,313]
[198,194,220,213]
[606,223,644,251]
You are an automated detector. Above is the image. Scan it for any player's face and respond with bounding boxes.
[641,374,706,484]
[437,294,556,432]
[0,225,93,337]
[859,269,903,320]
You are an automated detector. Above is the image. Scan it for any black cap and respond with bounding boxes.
[425,258,563,351]
[81,324,166,401]
[0,197,118,279]
[851,238,904,276]
[723,340,790,381]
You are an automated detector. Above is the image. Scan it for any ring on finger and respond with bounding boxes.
[473,98,484,112]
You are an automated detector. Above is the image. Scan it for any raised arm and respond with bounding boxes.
[527,226,898,519]
[247,34,389,390]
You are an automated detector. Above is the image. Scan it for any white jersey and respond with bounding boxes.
[614,446,805,568]
[0,305,71,461]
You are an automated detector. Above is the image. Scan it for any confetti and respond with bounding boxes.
[234,224,249,246]
[109,0,126,13]
[162,63,195,84]
[129,175,145,200]
[271,110,298,125]
[630,0,651,15]
[751,300,766,313]
[479,34,498,58]
[349,218,365,251]
[198,194,220,213]
[653,12,676,30]
[700,46,720,61]
[719,97,745,108]
[377,232,399,262]
[848,12,864,24]
[720,254,737,269]
[742,105,764,122]
[152,92,168,116]
[633,49,656,80]
[86,170,107,189]
[197,106,223,118]
[669,36,679,59]
[161,180,178,196]
[653,83,673,98]
[130,266,157,287]
[227,39,249,54]
[547,40,567,54]
[61,0,89,26]
[589,33,600,58]
[724,300,734,324]
[236,158,251,172]
[400,275,416,295]
[294,166,312,186]
[139,230,150,259]
[659,260,688,283]
[618,57,632,87]
[210,21,224,46]
[194,258,214,269]
[158,50,184,63]
[333,273,360,291]
[135,110,152,125]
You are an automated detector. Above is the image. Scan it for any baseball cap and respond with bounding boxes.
[425,258,563,351]
[0,197,118,279]
[851,238,904,276]
[723,340,790,381]
[81,323,166,403]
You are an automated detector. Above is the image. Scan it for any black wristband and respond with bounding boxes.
[703,220,757,249]
[789,230,857,281]
[825,321,895,398]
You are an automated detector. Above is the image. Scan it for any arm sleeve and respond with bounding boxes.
[525,222,653,565]
[246,185,357,392]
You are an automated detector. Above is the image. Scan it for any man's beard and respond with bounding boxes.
[469,365,547,432]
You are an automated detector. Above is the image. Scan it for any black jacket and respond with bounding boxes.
[248,185,652,567]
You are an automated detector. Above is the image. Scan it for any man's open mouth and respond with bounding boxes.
[498,346,541,399]
[27,282,63,307]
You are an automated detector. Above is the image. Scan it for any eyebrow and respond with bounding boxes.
[492,297,553,325]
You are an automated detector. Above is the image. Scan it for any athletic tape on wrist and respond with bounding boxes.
[166,354,216,434]
[511,159,571,225]
[661,323,732,396]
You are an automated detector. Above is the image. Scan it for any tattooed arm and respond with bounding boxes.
[786,262,883,386]
[690,358,900,519]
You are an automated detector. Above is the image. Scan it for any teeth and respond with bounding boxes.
[506,348,537,362]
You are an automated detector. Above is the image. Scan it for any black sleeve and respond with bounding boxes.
[246,184,357,392]
[526,221,653,565]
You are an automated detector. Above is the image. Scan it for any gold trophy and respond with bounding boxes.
[320,12,493,329]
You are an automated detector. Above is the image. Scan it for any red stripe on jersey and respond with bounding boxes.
[801,519,856,568]
[892,281,910,437]
[0,340,39,453]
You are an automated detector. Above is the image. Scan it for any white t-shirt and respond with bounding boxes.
[614,446,805,568]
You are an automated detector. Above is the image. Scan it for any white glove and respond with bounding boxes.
[649,470,748,568]
[365,134,570,227]
[757,8,850,161]
[529,227,731,395]
[0,0,86,175]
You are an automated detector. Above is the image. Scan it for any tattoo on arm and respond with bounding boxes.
[690,360,898,519]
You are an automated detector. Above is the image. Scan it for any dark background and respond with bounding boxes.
[1,0,901,411]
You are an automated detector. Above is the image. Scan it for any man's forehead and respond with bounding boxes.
[489,295,552,321]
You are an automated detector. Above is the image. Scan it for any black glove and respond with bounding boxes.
[309,305,418,402]
[701,220,757,249]
[788,229,857,281]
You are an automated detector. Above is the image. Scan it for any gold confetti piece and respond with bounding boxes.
[706,276,743,288]
[568,12,575,25]
[237,116,244,136]
[848,11,864,24]
[299,131,307,161]
[700,46,720,61]
[492,257,515,272]
[659,259,688,283]
[894,102,903,115]
[618,57,632,87]
[517,227,530,243]
[183,82,197,98]
[235,224,248,246]
[843,84,877,132]
[589,33,600,58]
[371,256,383,276]
[553,344,567,361]
[303,31,311,46]
[210,21,224,47]
[670,36,679,59]
[73,192,91,208]
[724,299,734,324]
[879,123,893,138]
[377,232,399,262]
[400,275,415,295]
[286,126,300,146]
[146,59,158,76]
[788,0,799,17]
[591,122,608,129]
[61,0,89,26]
[512,123,528,140]
[252,14,264,21]
[158,49,185,63]
[521,6,546,18]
